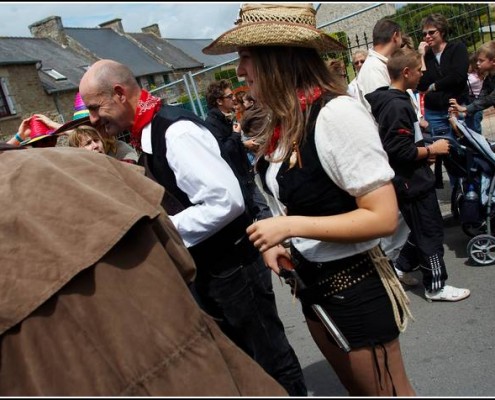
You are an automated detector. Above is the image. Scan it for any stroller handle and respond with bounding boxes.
[423,135,466,150]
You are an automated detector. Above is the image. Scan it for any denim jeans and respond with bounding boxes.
[425,108,458,188]
[425,108,454,140]
[465,110,484,134]
[193,255,307,396]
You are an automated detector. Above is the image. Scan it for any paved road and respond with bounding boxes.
[272,179,495,396]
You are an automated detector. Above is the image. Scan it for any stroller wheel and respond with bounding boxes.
[467,234,495,266]
[462,221,486,237]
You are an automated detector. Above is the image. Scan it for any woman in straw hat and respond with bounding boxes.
[204,3,415,396]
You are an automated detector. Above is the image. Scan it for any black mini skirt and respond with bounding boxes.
[292,246,401,349]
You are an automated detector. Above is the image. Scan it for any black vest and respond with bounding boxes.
[138,105,257,271]
[257,96,357,217]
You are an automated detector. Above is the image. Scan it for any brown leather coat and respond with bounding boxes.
[0,147,287,396]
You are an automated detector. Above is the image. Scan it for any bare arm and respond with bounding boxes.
[247,182,398,254]
[6,117,32,145]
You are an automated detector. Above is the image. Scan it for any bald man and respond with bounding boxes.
[79,60,307,396]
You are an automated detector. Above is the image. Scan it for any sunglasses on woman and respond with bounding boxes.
[422,29,438,37]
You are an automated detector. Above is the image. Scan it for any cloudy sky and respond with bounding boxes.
[0,2,244,39]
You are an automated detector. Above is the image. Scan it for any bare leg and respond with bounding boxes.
[306,317,416,396]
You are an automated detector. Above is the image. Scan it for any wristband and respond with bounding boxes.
[426,146,431,157]
[14,132,23,143]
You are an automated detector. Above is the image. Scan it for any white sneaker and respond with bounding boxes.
[425,285,471,303]
[395,267,419,286]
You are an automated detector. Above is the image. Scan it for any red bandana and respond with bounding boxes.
[130,89,162,150]
[266,87,322,156]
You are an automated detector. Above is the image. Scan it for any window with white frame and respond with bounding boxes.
[0,77,16,118]
[42,69,67,81]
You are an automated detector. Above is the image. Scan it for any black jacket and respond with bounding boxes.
[466,73,495,115]
[417,40,469,111]
[366,87,435,200]
[206,108,253,183]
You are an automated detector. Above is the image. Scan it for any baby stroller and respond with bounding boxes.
[439,117,495,266]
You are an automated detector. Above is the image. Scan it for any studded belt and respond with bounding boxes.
[290,245,377,304]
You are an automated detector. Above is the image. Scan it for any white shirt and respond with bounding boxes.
[264,96,394,262]
[407,89,425,143]
[347,77,359,100]
[141,120,245,248]
[356,48,390,114]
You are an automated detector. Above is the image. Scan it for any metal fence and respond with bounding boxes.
[150,3,495,127]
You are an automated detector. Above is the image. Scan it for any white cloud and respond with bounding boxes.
[0,2,242,39]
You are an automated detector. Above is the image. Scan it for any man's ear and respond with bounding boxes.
[403,66,410,79]
[114,84,126,103]
[216,98,223,107]
[393,31,402,46]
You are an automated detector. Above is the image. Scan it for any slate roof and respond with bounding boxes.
[128,32,203,70]
[165,38,238,68]
[0,37,93,93]
[64,27,172,76]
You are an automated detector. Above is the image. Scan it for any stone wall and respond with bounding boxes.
[0,64,78,140]
[317,3,396,50]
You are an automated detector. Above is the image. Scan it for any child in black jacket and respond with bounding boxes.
[366,47,470,303]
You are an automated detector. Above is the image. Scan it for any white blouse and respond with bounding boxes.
[265,95,394,262]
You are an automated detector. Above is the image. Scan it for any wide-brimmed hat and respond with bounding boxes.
[20,116,57,146]
[203,3,346,55]
[21,92,91,146]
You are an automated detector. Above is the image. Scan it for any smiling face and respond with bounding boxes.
[236,48,257,98]
[79,87,129,138]
[79,60,137,138]
[422,24,444,49]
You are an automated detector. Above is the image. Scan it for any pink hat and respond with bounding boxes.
[20,116,57,146]
[48,92,91,136]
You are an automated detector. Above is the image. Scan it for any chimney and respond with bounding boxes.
[29,16,68,46]
[142,23,161,37]
[99,18,124,34]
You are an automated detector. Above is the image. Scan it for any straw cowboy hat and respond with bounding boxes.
[203,3,347,55]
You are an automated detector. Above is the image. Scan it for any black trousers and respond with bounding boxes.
[395,190,448,292]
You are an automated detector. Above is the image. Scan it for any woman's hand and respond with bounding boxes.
[247,216,290,253]
[243,138,259,151]
[17,117,33,141]
[418,41,429,56]
[33,114,62,130]
[260,244,289,275]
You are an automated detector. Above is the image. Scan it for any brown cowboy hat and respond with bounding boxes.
[203,3,347,55]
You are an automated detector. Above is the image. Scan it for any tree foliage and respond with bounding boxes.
[383,3,489,50]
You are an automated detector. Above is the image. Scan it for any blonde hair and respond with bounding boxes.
[249,46,347,162]
[478,40,495,61]
[68,125,117,154]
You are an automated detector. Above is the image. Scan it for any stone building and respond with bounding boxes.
[0,37,93,139]
[316,3,397,50]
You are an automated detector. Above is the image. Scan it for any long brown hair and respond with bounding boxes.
[249,46,347,161]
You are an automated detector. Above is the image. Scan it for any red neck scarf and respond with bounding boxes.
[130,89,162,150]
[266,87,322,156]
